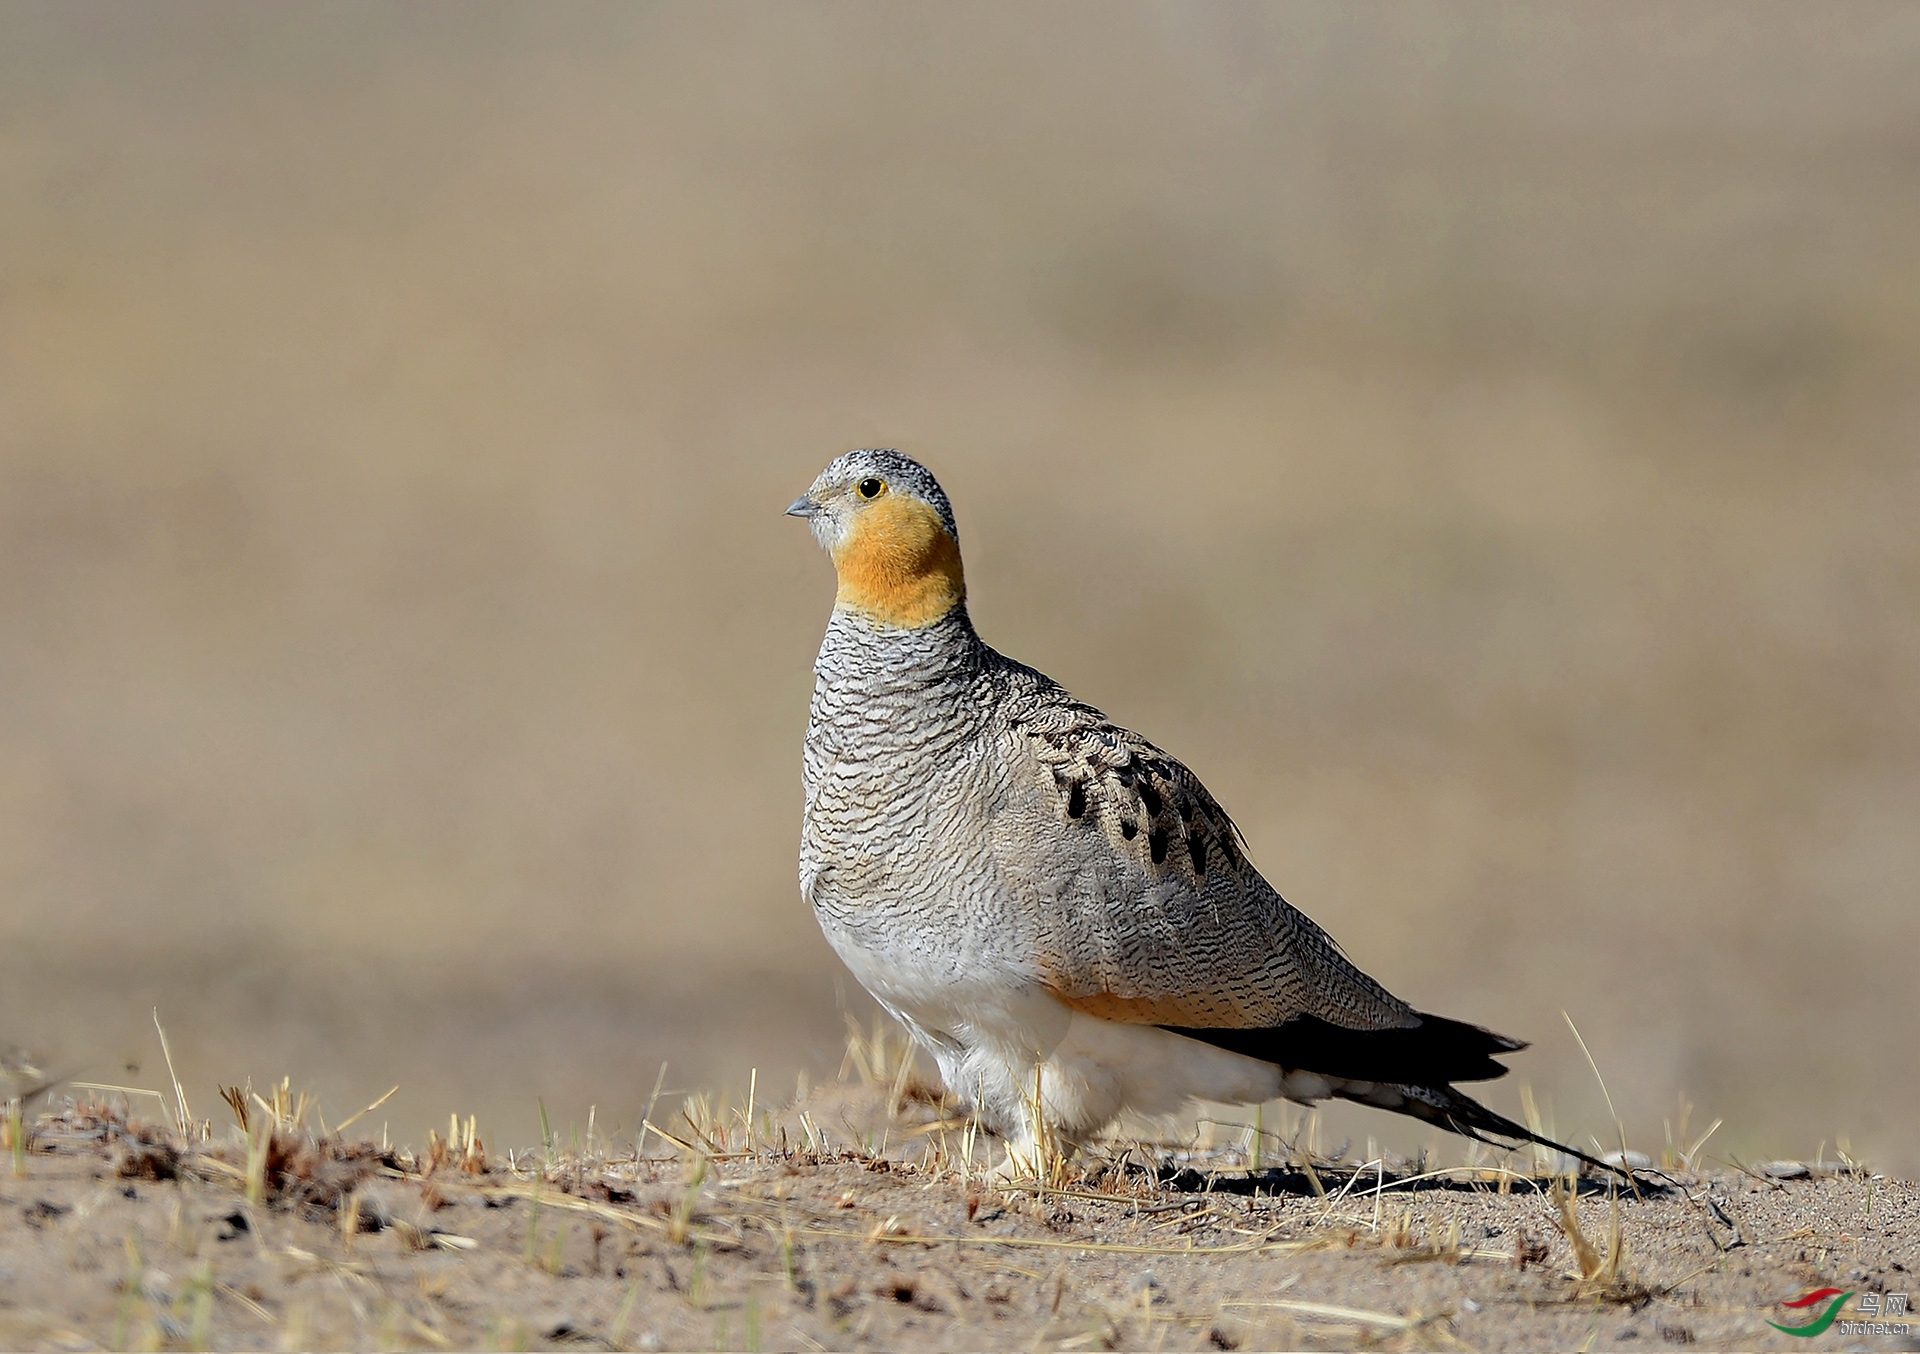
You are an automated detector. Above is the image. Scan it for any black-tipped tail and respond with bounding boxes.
[1163,1010,1524,1085]
[1162,1012,1640,1181]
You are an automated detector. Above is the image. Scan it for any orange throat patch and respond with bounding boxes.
[832,496,966,629]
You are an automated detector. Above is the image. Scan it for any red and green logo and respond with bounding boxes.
[1769,1288,1854,1337]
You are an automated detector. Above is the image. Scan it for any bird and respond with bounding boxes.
[787,448,1616,1179]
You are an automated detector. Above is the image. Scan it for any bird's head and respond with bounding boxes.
[787,449,965,629]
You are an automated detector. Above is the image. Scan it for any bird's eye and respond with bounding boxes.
[857,477,885,499]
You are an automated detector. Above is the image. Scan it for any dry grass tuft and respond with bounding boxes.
[1551,1181,1659,1307]
[209,1076,394,1212]
[841,1014,943,1116]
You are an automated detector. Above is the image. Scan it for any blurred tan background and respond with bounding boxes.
[2,2,1915,1172]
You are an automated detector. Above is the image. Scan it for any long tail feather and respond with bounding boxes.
[1356,1081,1634,1181]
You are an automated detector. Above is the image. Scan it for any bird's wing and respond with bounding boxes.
[990,667,1423,1036]
[989,671,1529,1085]
[986,677,1532,1084]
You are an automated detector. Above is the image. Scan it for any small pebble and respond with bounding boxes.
[1761,1161,1810,1179]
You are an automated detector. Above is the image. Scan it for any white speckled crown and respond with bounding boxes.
[814,449,959,543]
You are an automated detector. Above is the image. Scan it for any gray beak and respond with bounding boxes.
[785,495,821,519]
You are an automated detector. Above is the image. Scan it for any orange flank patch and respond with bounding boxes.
[1045,983,1246,1028]
[832,494,966,628]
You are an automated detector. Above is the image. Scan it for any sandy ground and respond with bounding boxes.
[1,1073,1913,1353]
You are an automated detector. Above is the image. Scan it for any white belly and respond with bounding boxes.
[828,930,1286,1145]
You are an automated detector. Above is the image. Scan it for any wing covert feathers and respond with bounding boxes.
[1011,691,1246,884]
